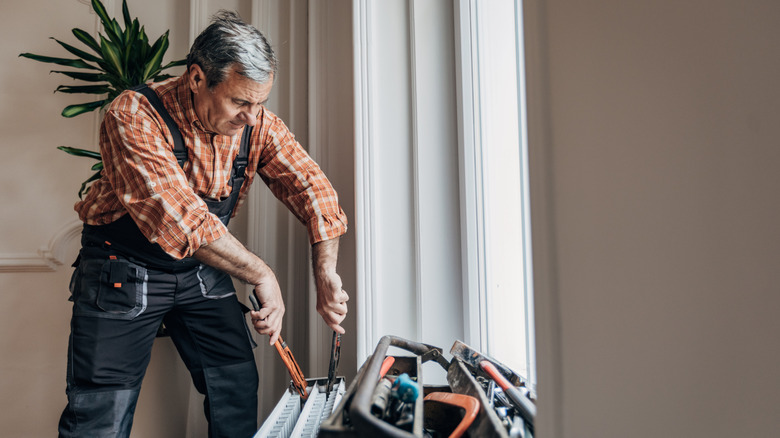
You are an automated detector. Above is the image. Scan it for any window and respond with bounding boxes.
[457,0,535,388]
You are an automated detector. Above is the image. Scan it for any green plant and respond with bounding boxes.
[20,0,185,198]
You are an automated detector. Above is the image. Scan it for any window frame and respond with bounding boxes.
[455,0,536,389]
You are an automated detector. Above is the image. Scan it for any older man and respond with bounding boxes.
[58,11,348,438]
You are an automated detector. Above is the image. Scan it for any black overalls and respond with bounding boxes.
[58,86,259,438]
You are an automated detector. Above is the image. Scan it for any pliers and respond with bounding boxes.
[249,294,308,399]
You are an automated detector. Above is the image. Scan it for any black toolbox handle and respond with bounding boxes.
[349,335,447,437]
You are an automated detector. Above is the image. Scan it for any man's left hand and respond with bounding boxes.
[315,270,349,334]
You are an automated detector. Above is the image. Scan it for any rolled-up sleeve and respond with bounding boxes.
[257,114,348,245]
[101,108,227,259]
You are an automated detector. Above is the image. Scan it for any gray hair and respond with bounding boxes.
[186,10,277,88]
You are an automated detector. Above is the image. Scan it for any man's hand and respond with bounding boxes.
[250,276,285,345]
[315,270,349,333]
[313,238,348,333]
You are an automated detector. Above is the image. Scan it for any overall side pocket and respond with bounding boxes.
[196,264,236,299]
[73,257,148,320]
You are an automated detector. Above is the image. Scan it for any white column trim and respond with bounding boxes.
[408,0,425,344]
[453,0,487,350]
[0,220,82,272]
[352,0,378,363]
[246,0,273,262]
[251,0,272,37]
[189,0,209,46]
[307,0,327,374]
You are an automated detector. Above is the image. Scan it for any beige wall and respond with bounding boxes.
[527,0,780,436]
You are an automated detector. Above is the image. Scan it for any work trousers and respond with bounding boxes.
[58,248,259,438]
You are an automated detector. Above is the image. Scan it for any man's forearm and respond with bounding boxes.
[194,232,286,344]
[193,232,273,285]
[312,238,340,275]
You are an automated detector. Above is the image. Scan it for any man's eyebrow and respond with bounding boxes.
[234,97,268,106]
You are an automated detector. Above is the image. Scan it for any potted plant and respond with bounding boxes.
[20,0,185,198]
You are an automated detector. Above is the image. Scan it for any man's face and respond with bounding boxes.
[189,64,273,136]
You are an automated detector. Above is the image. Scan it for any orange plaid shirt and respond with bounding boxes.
[75,72,347,260]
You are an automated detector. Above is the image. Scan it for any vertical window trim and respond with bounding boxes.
[455,0,489,352]
[514,0,537,388]
[455,0,536,386]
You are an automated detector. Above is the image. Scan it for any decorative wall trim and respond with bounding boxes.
[408,0,425,347]
[352,0,378,363]
[453,0,487,351]
[189,0,209,46]
[307,0,327,373]
[0,220,82,272]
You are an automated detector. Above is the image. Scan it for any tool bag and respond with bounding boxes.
[319,336,450,437]
[256,336,535,437]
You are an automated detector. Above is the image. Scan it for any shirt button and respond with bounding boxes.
[150,182,157,187]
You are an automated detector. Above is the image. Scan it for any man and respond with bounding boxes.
[58,11,348,438]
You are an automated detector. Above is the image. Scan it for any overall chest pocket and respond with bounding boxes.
[71,257,148,320]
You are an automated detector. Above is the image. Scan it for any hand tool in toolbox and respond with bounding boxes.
[423,392,480,438]
[324,335,449,437]
[450,340,535,432]
[249,294,309,399]
[379,356,396,379]
[327,331,342,397]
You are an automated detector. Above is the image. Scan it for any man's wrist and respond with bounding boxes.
[250,260,277,286]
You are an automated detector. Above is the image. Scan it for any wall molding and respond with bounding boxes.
[0,220,82,272]
[352,0,378,363]
[189,0,209,46]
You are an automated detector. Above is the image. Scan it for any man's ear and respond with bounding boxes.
[188,64,206,94]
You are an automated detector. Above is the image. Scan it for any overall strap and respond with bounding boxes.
[130,83,253,225]
[130,84,187,166]
[234,124,253,180]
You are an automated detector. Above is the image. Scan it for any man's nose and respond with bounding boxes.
[239,109,258,126]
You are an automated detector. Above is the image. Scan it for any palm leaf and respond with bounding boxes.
[161,59,187,70]
[57,146,102,160]
[121,0,132,28]
[99,35,124,77]
[123,19,139,61]
[62,100,104,118]
[142,33,169,81]
[78,170,103,199]
[51,38,102,63]
[91,161,104,171]
[19,53,97,70]
[51,70,107,82]
[107,19,126,49]
[55,85,112,95]
[72,28,101,54]
[91,0,123,46]
[90,0,111,27]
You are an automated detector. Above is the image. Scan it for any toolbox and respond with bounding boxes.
[256,336,535,437]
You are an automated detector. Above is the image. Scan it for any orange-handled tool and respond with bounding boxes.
[249,294,309,399]
[424,392,480,438]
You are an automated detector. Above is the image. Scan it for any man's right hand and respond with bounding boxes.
[250,276,285,345]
